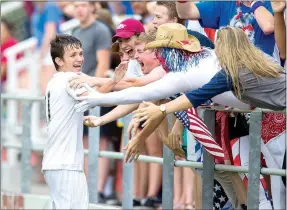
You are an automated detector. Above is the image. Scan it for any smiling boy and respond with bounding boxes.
[42,35,90,209]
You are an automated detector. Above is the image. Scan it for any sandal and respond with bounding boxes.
[185,203,195,210]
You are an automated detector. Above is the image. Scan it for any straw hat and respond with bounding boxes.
[145,23,201,52]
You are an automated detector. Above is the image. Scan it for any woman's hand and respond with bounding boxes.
[127,118,140,140]
[113,61,128,84]
[133,101,165,127]
[83,116,104,127]
[157,121,186,158]
[168,120,184,150]
[123,135,145,163]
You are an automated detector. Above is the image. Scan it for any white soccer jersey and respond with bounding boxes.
[42,72,87,171]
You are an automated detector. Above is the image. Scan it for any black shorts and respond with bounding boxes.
[83,107,122,139]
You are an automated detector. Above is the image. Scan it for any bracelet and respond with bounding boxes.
[251,1,264,14]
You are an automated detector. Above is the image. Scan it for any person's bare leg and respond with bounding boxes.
[173,159,183,208]
[136,148,149,199]
[184,168,196,209]
[145,131,163,197]
[97,136,111,193]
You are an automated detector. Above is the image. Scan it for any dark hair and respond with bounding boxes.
[50,34,82,71]
[156,1,186,26]
[1,18,14,34]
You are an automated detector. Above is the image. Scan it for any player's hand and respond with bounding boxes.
[69,73,95,90]
[127,118,140,140]
[123,136,144,163]
[112,61,128,84]
[271,0,286,13]
[83,116,104,127]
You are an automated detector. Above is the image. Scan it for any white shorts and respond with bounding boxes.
[43,170,89,209]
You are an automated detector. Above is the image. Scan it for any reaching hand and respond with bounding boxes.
[157,124,186,158]
[83,116,104,127]
[69,73,95,90]
[74,84,102,112]
[168,120,184,150]
[113,61,128,84]
[123,136,145,163]
[127,118,140,140]
[133,101,164,127]
[271,0,286,13]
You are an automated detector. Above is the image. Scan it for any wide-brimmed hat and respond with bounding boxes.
[145,23,201,53]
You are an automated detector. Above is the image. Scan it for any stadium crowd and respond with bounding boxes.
[1,1,286,210]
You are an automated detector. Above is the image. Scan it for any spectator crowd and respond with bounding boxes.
[1,1,286,210]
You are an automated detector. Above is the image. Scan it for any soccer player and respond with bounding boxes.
[41,34,126,209]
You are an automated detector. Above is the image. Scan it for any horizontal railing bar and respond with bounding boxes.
[1,94,44,102]
[174,160,203,169]
[3,144,285,176]
[199,106,286,114]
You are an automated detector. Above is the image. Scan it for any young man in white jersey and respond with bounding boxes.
[42,34,126,209]
[42,34,89,209]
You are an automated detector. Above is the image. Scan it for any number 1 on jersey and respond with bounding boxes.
[45,91,51,123]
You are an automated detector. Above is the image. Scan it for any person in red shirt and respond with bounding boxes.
[1,19,22,90]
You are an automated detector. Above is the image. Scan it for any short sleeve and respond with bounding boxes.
[45,3,62,24]
[195,1,221,29]
[94,23,112,51]
[66,84,87,100]
[263,1,274,14]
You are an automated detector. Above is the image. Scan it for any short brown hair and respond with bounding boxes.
[50,34,82,70]
[156,1,186,26]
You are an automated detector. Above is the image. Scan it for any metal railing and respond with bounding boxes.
[1,94,286,210]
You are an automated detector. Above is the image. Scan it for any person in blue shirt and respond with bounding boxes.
[176,1,277,58]
[31,1,63,95]
[31,1,63,56]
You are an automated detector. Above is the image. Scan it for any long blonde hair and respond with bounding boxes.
[215,26,282,98]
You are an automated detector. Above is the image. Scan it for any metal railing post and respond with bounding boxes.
[202,110,215,209]
[162,114,174,209]
[88,107,100,203]
[21,102,32,193]
[122,114,134,209]
[247,109,262,209]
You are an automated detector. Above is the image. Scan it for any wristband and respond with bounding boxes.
[177,1,188,3]
[251,1,264,13]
